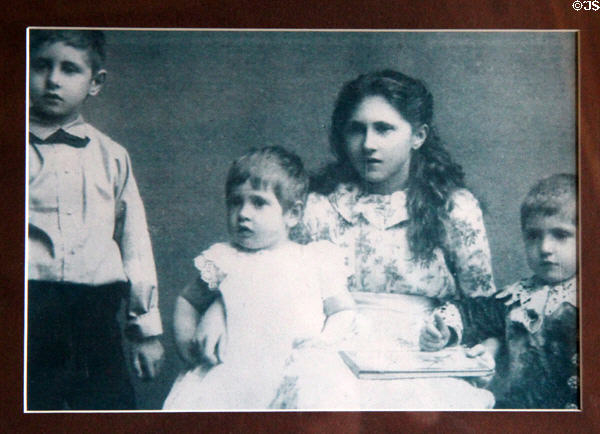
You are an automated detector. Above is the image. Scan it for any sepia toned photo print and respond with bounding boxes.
[26,29,577,411]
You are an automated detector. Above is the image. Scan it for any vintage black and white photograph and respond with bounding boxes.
[26,29,577,411]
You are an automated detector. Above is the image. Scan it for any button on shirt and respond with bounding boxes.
[28,116,162,338]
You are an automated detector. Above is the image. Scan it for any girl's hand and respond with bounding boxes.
[193,298,227,366]
[321,310,357,341]
[419,313,451,351]
[173,296,201,367]
[293,336,328,350]
[293,310,357,350]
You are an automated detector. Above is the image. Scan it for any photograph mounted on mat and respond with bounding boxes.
[25,28,578,411]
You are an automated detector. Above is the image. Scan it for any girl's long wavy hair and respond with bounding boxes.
[313,70,465,262]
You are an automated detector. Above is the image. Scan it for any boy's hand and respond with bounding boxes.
[131,336,164,380]
[465,339,498,388]
[495,288,518,306]
[419,313,451,352]
[193,298,227,366]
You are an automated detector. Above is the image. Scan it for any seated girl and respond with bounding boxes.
[163,146,355,410]
[271,70,498,409]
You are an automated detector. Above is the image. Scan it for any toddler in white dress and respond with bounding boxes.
[163,147,355,410]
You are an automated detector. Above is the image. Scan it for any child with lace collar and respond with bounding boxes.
[460,174,578,408]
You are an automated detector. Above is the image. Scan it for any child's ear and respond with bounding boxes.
[88,69,107,97]
[411,124,429,150]
[284,201,304,229]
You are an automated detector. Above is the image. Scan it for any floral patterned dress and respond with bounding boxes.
[272,183,498,409]
[294,183,496,343]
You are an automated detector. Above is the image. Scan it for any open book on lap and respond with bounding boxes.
[339,346,494,380]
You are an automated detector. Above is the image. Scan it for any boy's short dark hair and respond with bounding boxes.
[520,174,577,229]
[226,146,309,212]
[29,29,106,73]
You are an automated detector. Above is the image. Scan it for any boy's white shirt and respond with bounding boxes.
[28,114,162,338]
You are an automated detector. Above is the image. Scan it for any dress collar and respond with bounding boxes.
[519,275,577,300]
[528,275,577,313]
[328,183,409,229]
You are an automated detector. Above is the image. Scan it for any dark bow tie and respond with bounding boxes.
[29,129,90,148]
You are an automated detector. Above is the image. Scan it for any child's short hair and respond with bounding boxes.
[520,174,577,229]
[226,146,309,212]
[29,29,106,73]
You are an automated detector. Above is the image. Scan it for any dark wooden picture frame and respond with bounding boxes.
[4,1,600,432]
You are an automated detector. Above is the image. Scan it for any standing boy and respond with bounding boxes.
[27,30,163,410]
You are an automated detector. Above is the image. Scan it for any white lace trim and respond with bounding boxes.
[506,276,577,333]
[193,255,226,289]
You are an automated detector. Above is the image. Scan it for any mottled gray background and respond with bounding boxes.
[81,31,575,409]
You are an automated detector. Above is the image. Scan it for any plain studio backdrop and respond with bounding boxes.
[73,30,575,409]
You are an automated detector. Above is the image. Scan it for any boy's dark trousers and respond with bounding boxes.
[27,281,136,410]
